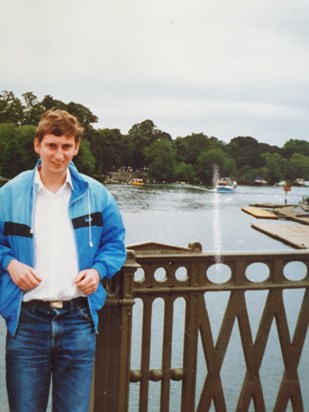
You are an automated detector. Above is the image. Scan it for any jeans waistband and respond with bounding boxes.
[22,297,88,310]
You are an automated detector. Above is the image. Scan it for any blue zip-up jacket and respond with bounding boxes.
[0,162,126,336]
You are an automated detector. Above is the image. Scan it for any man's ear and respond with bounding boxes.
[73,141,80,156]
[34,138,40,155]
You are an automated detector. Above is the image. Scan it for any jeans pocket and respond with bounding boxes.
[77,305,92,322]
[18,306,41,327]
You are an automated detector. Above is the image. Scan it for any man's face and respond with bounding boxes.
[34,134,80,178]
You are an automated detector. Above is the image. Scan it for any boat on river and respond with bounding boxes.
[129,178,144,186]
[215,177,237,193]
[253,176,268,186]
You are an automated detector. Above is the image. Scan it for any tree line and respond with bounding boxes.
[1,90,309,185]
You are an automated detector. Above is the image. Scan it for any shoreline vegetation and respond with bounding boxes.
[0,90,309,186]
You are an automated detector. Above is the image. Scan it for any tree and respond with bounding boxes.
[21,92,45,125]
[42,95,67,111]
[0,123,17,170]
[225,136,264,169]
[0,91,23,124]
[262,153,287,184]
[66,102,98,130]
[282,139,309,159]
[259,142,282,155]
[0,125,37,178]
[15,125,38,170]
[1,138,22,177]
[237,165,258,185]
[286,153,309,181]
[127,120,171,170]
[197,148,236,185]
[174,133,224,165]
[89,128,125,175]
[174,162,197,183]
[74,139,96,176]
[145,140,176,181]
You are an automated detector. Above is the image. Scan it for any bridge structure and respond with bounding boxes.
[91,241,309,412]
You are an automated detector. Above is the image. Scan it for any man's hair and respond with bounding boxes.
[35,109,84,142]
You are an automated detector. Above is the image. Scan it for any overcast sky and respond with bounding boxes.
[1,0,309,147]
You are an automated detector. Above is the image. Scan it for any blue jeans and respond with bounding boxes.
[6,301,96,412]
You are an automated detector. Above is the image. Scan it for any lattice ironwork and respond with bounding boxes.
[93,245,309,412]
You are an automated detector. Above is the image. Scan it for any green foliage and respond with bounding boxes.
[66,102,98,129]
[174,162,196,183]
[174,133,224,165]
[0,91,98,132]
[145,140,176,181]
[262,153,287,184]
[197,148,236,185]
[1,90,309,184]
[74,140,96,176]
[127,120,171,170]
[0,91,23,124]
[21,92,45,125]
[286,153,309,181]
[0,123,16,167]
[225,136,263,169]
[0,124,37,178]
[89,128,125,175]
[237,165,258,185]
[282,139,309,159]
[42,95,67,111]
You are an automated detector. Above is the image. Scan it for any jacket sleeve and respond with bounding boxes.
[0,221,14,274]
[0,187,15,274]
[91,191,126,280]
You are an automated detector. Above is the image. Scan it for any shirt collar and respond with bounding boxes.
[35,168,74,193]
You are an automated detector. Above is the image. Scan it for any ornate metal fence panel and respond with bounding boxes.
[93,243,309,412]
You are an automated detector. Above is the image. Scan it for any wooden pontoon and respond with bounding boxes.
[243,203,309,249]
[241,206,278,219]
[252,222,309,249]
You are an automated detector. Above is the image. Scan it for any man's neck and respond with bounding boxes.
[38,168,67,194]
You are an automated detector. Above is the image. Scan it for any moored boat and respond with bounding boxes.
[253,176,268,186]
[129,178,144,186]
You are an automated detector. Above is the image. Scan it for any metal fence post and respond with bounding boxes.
[92,250,140,412]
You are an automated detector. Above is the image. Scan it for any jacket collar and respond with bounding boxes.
[32,160,88,199]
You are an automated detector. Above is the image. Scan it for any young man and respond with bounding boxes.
[0,109,126,411]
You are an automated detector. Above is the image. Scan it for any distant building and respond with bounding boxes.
[106,170,148,183]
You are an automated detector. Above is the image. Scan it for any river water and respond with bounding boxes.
[0,184,308,410]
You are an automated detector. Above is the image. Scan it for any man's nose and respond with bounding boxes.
[55,148,64,159]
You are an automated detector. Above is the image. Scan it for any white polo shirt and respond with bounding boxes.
[23,169,84,302]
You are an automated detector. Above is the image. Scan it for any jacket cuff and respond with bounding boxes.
[2,255,15,272]
[91,263,107,280]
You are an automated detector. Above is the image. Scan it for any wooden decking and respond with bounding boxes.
[241,207,278,219]
[243,204,309,249]
[275,205,309,225]
[252,222,309,249]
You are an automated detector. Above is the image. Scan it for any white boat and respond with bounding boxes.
[292,178,309,187]
[253,176,268,186]
[215,177,237,193]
